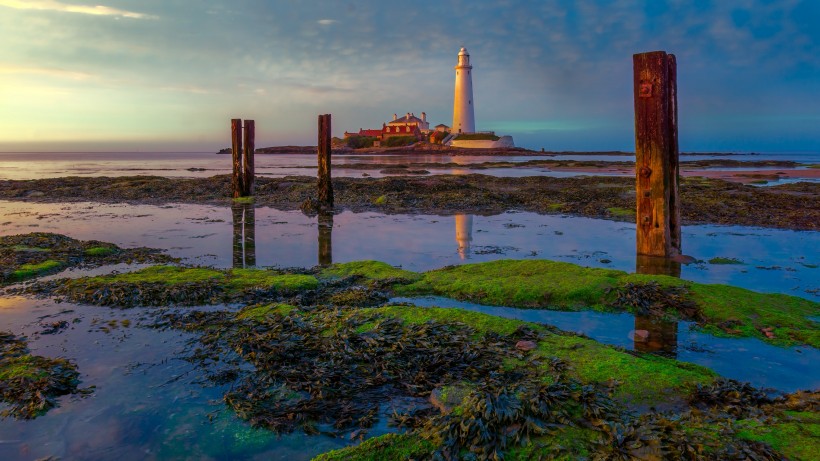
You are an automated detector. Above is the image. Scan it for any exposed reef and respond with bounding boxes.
[0,232,176,286]
[0,174,817,230]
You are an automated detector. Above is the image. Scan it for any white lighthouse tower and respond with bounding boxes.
[452,47,475,134]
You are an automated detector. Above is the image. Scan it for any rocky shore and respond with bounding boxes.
[1,174,817,230]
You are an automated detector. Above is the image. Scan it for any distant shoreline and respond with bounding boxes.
[215,145,773,157]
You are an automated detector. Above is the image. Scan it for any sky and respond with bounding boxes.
[0,0,818,152]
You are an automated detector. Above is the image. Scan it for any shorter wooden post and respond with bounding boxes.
[231,119,243,198]
[317,114,333,208]
[633,51,680,257]
[242,120,255,196]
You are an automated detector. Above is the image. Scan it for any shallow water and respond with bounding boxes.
[1,151,817,180]
[1,201,816,299]
[393,296,820,393]
[0,298,349,461]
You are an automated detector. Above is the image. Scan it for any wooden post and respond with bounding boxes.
[231,119,243,198]
[242,120,255,196]
[317,114,333,208]
[633,51,680,257]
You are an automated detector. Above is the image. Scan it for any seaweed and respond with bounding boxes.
[0,331,84,419]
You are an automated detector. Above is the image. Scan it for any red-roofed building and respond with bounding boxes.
[343,128,383,139]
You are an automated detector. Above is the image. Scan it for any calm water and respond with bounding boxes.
[1,151,818,180]
[1,201,816,299]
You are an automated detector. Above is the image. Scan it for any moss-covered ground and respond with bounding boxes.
[1,232,175,285]
[0,331,83,419]
[30,265,319,307]
[397,259,820,348]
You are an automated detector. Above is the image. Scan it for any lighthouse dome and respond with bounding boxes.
[458,47,469,55]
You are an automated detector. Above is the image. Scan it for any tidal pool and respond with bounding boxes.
[393,296,820,392]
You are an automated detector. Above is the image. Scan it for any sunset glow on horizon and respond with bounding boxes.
[1,0,819,152]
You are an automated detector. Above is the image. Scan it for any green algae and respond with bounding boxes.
[98,265,223,284]
[320,260,421,282]
[367,305,715,402]
[735,411,820,461]
[1,232,175,285]
[690,284,820,347]
[237,303,297,321]
[398,259,624,311]
[41,265,318,307]
[399,259,820,348]
[84,246,118,256]
[312,433,434,461]
[232,196,255,204]
[1,331,82,419]
[707,256,745,265]
[606,206,635,219]
[11,259,63,280]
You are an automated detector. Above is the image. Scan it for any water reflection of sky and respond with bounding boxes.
[1,201,816,300]
[0,297,348,461]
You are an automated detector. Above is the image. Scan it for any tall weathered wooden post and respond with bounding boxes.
[231,119,244,198]
[317,114,333,208]
[230,119,255,198]
[633,51,681,258]
[243,120,255,196]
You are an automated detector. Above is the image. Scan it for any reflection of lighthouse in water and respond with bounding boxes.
[455,214,473,259]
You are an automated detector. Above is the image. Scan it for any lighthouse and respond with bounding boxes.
[452,47,475,134]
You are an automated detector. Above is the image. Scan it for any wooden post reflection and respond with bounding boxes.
[232,202,256,268]
[318,212,333,266]
[634,254,680,357]
[635,254,681,277]
[633,315,678,358]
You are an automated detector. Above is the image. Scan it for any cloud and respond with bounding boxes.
[317,19,337,26]
[0,0,155,19]
[0,64,95,80]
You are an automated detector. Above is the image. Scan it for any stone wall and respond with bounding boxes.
[449,136,515,149]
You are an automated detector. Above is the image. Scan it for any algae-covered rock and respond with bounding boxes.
[0,331,83,419]
[0,232,175,285]
[30,265,318,307]
[399,259,820,348]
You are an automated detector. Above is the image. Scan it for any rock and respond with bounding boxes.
[429,385,471,414]
[515,340,538,351]
[631,330,650,342]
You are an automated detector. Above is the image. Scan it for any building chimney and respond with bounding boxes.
[421,112,427,122]
[406,112,411,119]
[393,113,397,121]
